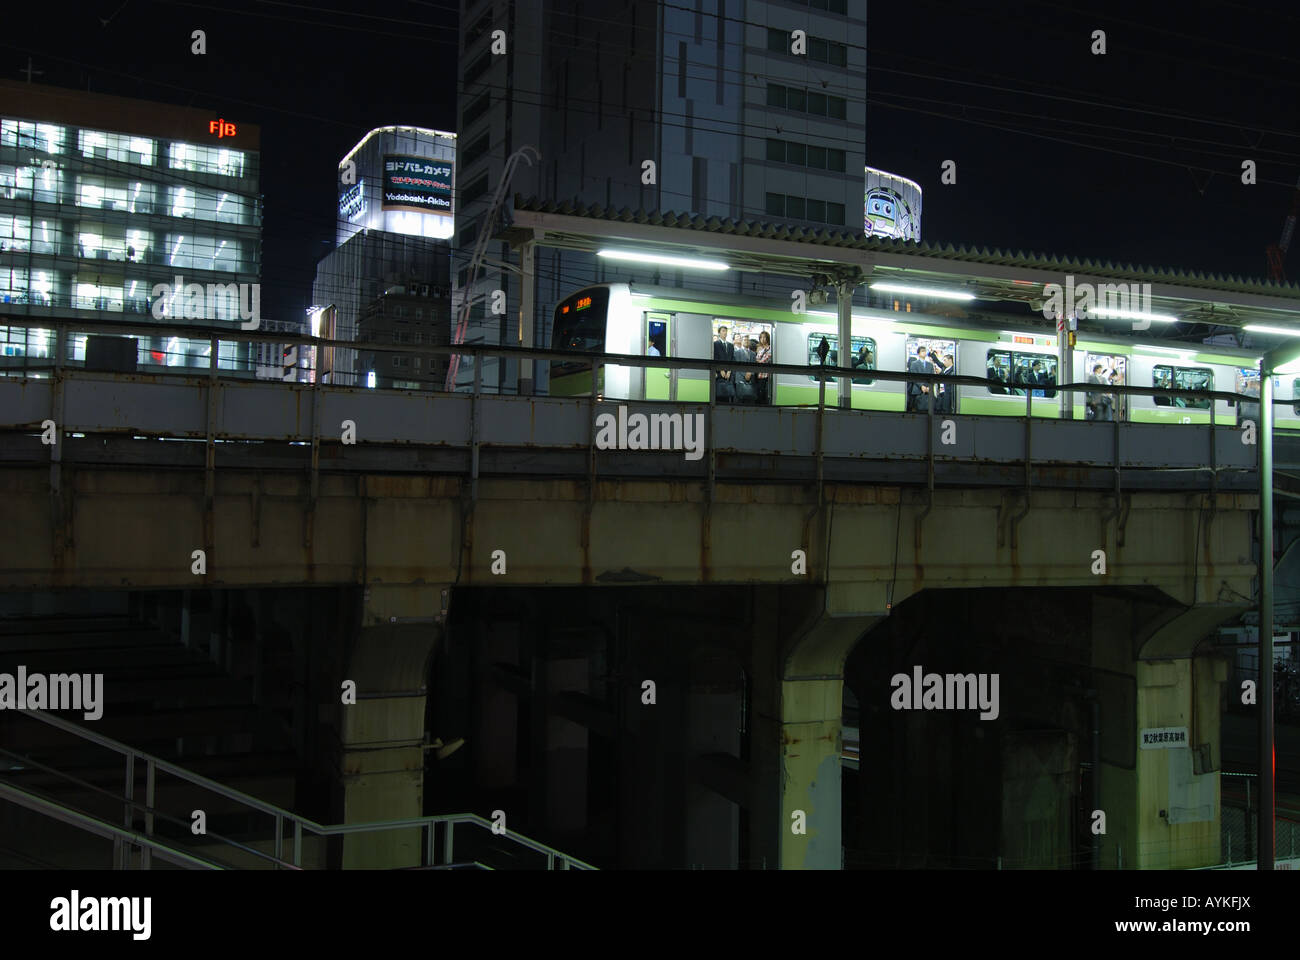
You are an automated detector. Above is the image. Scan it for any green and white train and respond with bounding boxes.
[549,282,1292,427]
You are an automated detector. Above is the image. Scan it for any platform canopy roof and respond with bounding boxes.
[505,196,1300,335]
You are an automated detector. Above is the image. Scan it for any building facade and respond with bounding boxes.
[312,126,455,386]
[355,285,453,390]
[453,0,868,393]
[0,80,262,371]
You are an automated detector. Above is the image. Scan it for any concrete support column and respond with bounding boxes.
[751,587,880,869]
[685,651,742,868]
[1093,595,1242,870]
[338,583,446,868]
[474,624,520,791]
[544,657,589,837]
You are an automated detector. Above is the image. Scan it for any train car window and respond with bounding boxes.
[986,349,1057,398]
[985,350,1013,394]
[1293,378,1300,415]
[1232,368,1260,411]
[646,319,666,357]
[806,333,875,384]
[1152,365,1213,409]
[552,287,610,354]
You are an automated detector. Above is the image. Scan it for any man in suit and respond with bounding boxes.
[937,352,956,413]
[1103,371,1119,420]
[733,336,755,403]
[1086,363,1105,420]
[1030,360,1048,398]
[907,345,932,412]
[713,325,735,402]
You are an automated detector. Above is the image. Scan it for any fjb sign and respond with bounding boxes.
[208,119,237,138]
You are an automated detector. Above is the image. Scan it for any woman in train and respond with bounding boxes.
[755,331,772,405]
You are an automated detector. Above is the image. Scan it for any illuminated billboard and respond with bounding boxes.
[864,166,922,241]
[382,155,453,215]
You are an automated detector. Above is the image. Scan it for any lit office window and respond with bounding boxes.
[165,185,251,224]
[125,278,147,314]
[163,233,241,272]
[0,164,33,201]
[78,129,155,165]
[2,120,65,154]
[75,224,132,262]
[73,279,125,313]
[0,216,59,255]
[0,216,29,253]
[0,268,57,306]
[76,175,135,212]
[168,142,245,178]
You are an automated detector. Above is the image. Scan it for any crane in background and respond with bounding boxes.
[1266,174,1300,284]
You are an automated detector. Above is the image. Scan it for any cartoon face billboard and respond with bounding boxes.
[864,167,922,241]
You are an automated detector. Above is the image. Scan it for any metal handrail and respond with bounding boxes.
[6,708,597,870]
[0,779,224,869]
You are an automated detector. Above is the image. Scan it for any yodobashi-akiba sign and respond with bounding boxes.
[382,155,453,214]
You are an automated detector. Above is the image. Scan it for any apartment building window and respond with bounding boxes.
[465,51,492,85]
[466,10,492,45]
[765,193,846,226]
[463,92,491,128]
[463,174,489,205]
[464,131,490,167]
[766,29,847,67]
[765,139,847,173]
[767,83,847,120]
[789,0,848,11]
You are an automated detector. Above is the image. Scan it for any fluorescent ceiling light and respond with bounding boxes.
[597,249,729,271]
[1087,306,1178,324]
[1245,324,1300,338]
[806,310,893,323]
[870,282,974,301]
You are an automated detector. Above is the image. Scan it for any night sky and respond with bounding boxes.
[5,0,1297,323]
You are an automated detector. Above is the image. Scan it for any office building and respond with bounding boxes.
[312,126,455,386]
[454,0,867,393]
[0,80,262,371]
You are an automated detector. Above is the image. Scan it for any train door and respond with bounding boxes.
[1083,352,1128,422]
[903,335,957,413]
[645,313,671,401]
